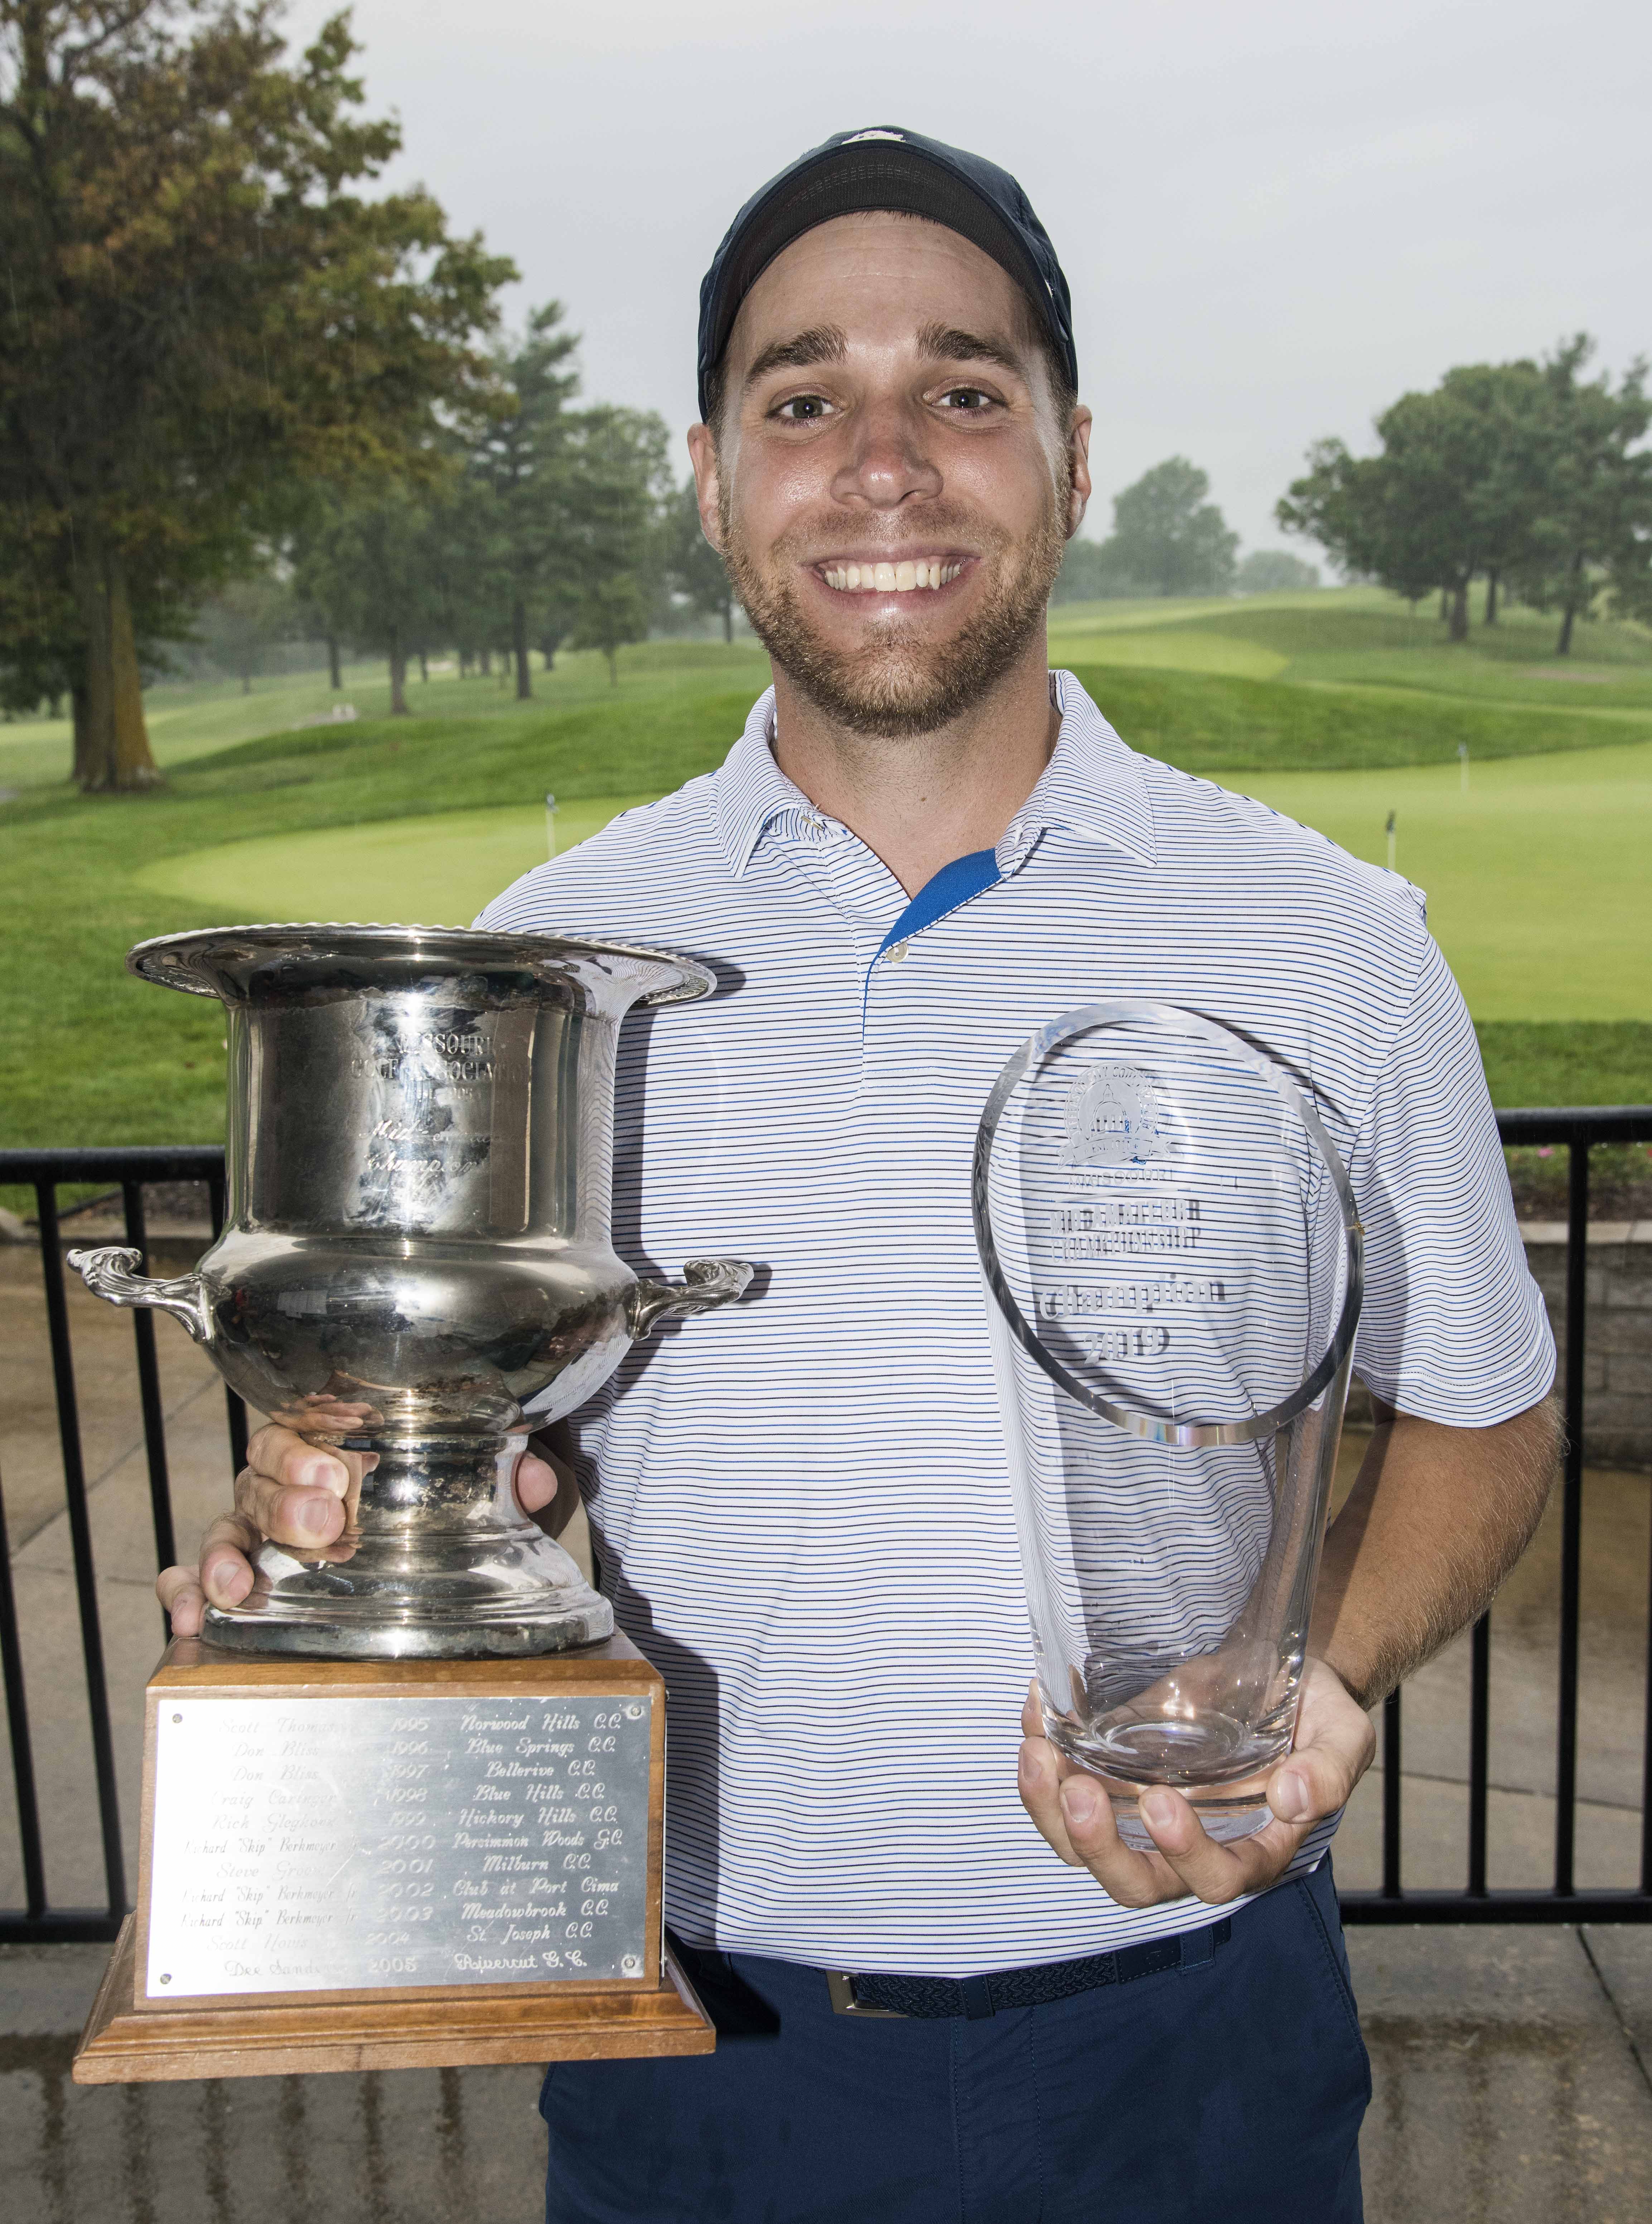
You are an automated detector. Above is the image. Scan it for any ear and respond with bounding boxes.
[1065,406,1094,540]
[686,423,725,552]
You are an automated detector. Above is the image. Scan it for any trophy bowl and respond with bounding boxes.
[69,924,752,1660]
[974,1000,1362,1845]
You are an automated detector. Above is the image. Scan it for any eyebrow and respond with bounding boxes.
[740,318,1032,393]
[914,322,1030,379]
[742,324,848,389]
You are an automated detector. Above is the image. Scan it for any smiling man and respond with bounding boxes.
[161,129,1558,2221]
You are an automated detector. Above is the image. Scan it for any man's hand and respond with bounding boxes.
[1016,1657,1375,1908]
[155,1425,566,1636]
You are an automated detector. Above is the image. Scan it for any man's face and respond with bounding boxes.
[689,213,1091,738]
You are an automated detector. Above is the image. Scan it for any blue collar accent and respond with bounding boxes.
[874,847,1001,963]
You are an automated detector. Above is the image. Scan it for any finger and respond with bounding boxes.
[1124,1787,1300,1904]
[1056,1771,1192,1908]
[156,1563,206,1636]
[245,1423,361,1498]
[1267,1718,1368,1831]
[197,1512,262,1609]
[235,1463,350,1549]
[1021,1680,1043,1739]
[234,1430,369,1552]
[1018,1736,1087,1866]
[515,1450,562,1516]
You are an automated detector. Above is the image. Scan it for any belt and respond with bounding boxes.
[826,1915,1232,2020]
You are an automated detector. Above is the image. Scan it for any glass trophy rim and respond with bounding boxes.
[972,998,1365,1449]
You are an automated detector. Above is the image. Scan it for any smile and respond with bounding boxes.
[818,560,967,593]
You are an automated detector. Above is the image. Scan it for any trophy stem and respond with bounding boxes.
[203,1430,614,1661]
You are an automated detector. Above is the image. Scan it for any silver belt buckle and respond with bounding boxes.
[826,1970,907,2018]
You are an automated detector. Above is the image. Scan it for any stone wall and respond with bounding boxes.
[1342,1225,1651,1467]
[1522,1223,1652,1469]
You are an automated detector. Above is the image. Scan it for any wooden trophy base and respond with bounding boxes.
[72,1636,715,2084]
[75,1915,714,2082]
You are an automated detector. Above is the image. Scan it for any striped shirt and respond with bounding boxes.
[477,672,1554,1975]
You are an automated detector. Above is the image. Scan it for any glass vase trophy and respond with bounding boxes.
[974,1002,1363,1847]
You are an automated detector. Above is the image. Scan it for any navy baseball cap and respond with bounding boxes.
[696,126,1076,421]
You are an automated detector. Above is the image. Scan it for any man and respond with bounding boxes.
[161,129,1558,2220]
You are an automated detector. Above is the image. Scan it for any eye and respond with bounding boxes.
[938,386,996,412]
[773,394,834,422]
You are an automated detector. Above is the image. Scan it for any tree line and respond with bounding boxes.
[5,9,1648,793]
[1279,339,1652,651]
[0,1,732,788]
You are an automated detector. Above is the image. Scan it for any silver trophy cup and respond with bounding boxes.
[69,924,752,1660]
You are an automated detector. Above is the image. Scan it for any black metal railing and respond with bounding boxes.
[1342,1105,1652,1924]
[1,1116,1649,1947]
[0,1145,244,1943]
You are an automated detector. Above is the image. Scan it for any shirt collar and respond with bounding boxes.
[712,671,1158,881]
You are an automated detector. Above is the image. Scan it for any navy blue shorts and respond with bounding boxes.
[541,1857,1368,2222]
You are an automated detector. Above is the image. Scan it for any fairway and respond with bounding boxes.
[135,796,657,927]
[6,587,1649,1155]
[132,740,1651,1025]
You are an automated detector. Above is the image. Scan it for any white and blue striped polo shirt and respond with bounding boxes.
[478,672,1554,1975]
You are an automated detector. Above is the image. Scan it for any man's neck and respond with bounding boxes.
[767,634,1060,897]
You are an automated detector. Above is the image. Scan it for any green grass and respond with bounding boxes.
[0,638,771,794]
[134,796,657,927]
[2,587,1648,1180]
[1225,738,1652,1022]
[1476,1025,1652,1109]
[1069,664,1650,772]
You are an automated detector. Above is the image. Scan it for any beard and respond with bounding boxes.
[719,487,1068,739]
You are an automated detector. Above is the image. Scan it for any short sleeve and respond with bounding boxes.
[1346,933,1555,1424]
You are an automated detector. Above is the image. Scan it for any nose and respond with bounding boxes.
[829,396,943,511]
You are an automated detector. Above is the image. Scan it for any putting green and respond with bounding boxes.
[134,796,658,928]
[1231,738,1651,1022]
[131,743,1650,1023]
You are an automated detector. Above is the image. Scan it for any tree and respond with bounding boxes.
[295,491,445,714]
[195,572,299,692]
[557,404,672,680]
[1510,341,1652,654]
[470,304,581,699]
[1234,550,1319,594]
[1049,535,1144,605]
[1278,401,1491,639]
[662,478,737,641]
[0,3,512,788]
[1103,459,1238,597]
[1276,344,1649,649]
[571,572,651,684]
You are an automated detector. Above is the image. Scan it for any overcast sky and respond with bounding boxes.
[287,0,1652,558]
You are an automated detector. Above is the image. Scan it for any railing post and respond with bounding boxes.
[1553,1131,1589,1898]
[1382,1688,1402,1899]
[121,1180,177,1589]
[34,1181,128,1923]
[1468,1614,1491,1897]
[0,1453,47,1920]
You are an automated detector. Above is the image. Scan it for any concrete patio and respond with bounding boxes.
[3,1925,1650,2221]
[3,1229,1651,2217]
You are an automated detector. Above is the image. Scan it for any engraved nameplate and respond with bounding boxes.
[144,1692,651,1999]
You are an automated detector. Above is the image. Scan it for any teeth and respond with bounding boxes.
[822,560,965,593]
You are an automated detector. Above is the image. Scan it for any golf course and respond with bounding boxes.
[3,586,1649,1167]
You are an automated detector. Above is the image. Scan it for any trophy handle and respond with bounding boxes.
[67,1246,214,1345]
[625,1257,753,1340]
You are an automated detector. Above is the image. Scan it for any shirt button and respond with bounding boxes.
[885,942,907,966]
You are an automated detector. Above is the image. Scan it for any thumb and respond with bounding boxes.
[514,1448,566,1516]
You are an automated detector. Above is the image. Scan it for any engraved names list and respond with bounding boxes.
[145,1693,652,1998]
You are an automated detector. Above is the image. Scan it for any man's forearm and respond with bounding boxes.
[1308,1393,1561,1711]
